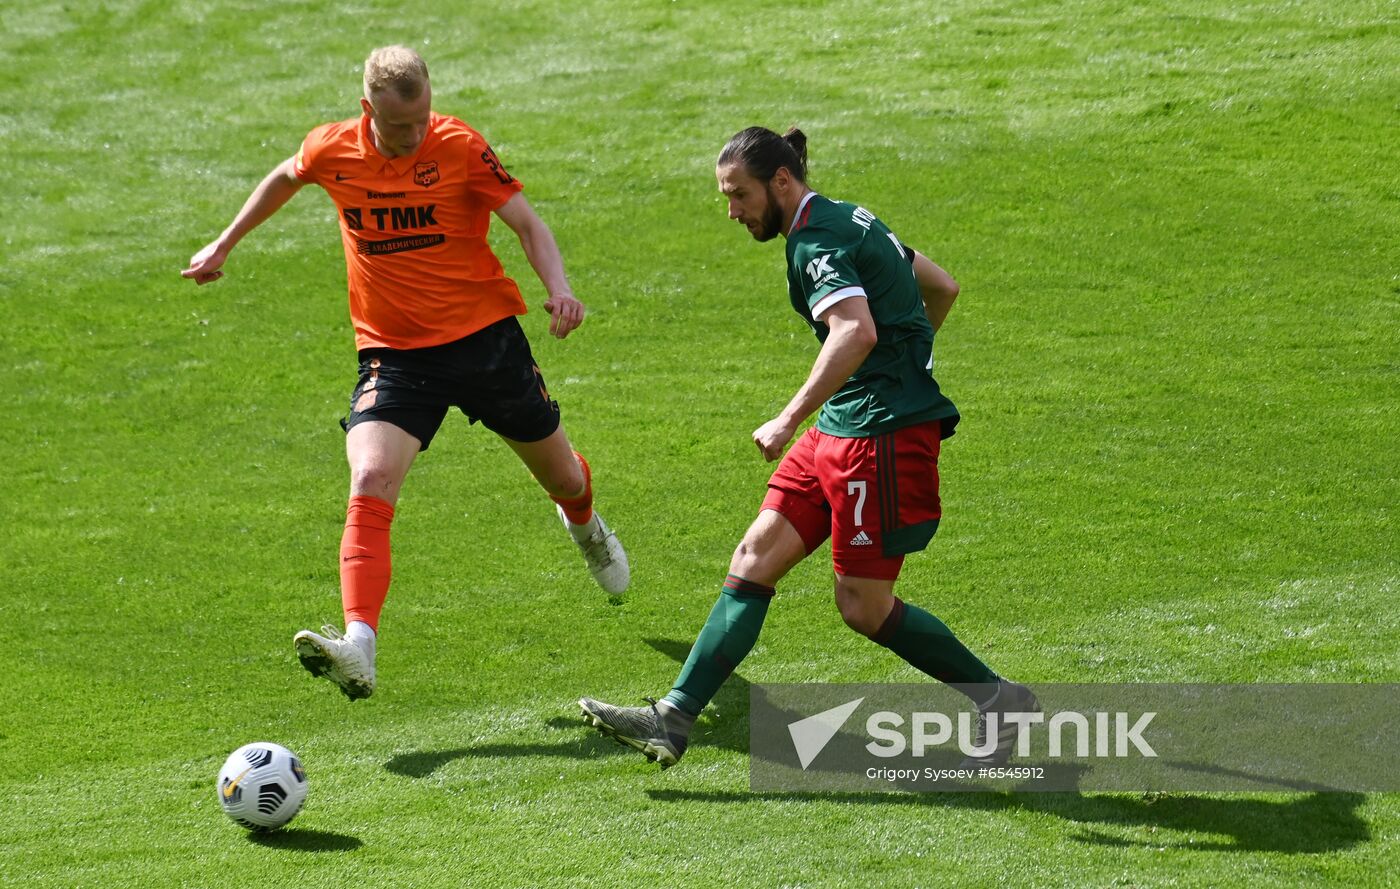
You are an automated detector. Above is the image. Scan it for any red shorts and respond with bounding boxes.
[761,422,944,581]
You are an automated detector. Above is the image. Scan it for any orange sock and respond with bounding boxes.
[550,450,594,525]
[340,495,395,632]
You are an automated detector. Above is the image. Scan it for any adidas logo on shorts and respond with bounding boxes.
[849,530,874,546]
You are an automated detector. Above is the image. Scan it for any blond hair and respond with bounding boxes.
[363,45,429,101]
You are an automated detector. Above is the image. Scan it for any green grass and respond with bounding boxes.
[3,0,1396,885]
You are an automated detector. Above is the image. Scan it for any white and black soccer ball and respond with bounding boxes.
[216,742,308,831]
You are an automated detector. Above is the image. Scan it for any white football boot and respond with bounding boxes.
[558,506,630,594]
[293,625,375,700]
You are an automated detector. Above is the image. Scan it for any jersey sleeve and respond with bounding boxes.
[465,137,525,210]
[790,229,866,321]
[292,123,336,185]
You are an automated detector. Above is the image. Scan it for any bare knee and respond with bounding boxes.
[536,458,585,499]
[731,535,763,573]
[506,431,584,498]
[835,582,894,638]
[728,516,806,587]
[349,462,405,501]
[344,421,420,504]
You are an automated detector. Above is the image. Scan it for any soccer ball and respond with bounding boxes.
[216,742,308,831]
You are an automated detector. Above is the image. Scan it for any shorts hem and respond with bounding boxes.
[485,410,561,444]
[341,410,433,450]
[759,489,830,554]
[881,518,940,557]
[832,558,905,581]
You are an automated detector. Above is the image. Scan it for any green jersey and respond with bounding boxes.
[785,193,959,438]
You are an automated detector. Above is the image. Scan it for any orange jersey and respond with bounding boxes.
[294,113,527,350]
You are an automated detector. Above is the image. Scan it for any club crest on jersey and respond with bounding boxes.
[414,161,440,187]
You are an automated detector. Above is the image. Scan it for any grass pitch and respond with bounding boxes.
[3,1,1396,886]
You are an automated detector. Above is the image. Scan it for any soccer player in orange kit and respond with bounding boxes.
[183,45,627,701]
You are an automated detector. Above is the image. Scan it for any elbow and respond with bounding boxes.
[924,278,958,312]
[514,226,539,256]
[854,322,879,353]
[934,272,959,304]
[830,318,878,355]
[518,219,553,254]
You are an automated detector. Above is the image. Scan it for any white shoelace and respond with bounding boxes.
[581,530,616,568]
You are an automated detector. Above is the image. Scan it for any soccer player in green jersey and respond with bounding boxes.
[580,127,1038,768]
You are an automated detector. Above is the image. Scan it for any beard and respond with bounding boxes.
[752,183,784,242]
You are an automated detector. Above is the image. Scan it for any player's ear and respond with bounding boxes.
[359,96,374,118]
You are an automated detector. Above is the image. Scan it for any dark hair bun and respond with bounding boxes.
[782,127,808,167]
[717,126,810,183]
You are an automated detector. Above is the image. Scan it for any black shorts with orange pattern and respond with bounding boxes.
[341,316,560,450]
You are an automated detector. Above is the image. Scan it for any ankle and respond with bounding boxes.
[655,698,697,730]
[345,620,376,656]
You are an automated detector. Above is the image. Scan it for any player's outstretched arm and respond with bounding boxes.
[753,298,878,461]
[494,193,584,339]
[910,249,959,331]
[182,157,305,285]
